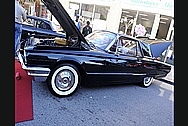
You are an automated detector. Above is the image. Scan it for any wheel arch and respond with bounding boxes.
[48,59,88,85]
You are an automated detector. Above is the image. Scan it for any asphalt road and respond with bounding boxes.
[15,76,174,126]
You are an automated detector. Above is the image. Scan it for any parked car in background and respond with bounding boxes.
[21,15,65,40]
[17,0,172,97]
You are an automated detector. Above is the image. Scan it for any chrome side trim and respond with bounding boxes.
[28,72,49,77]
[17,52,50,77]
[87,72,146,76]
[22,65,50,72]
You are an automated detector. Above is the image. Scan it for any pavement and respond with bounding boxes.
[15,64,174,126]
[159,65,174,84]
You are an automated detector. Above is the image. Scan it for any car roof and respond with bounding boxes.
[26,15,50,22]
[93,29,141,41]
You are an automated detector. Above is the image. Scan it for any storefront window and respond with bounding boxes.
[92,5,110,30]
[156,15,173,40]
[69,2,80,17]
[136,11,155,37]
[94,5,109,21]
[69,2,110,31]
[80,3,94,26]
[79,4,94,31]
[81,4,94,19]
[119,9,137,35]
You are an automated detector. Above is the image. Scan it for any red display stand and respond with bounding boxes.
[15,59,34,123]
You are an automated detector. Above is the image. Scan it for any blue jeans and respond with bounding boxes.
[15,22,22,56]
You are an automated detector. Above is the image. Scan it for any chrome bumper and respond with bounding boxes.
[17,52,50,77]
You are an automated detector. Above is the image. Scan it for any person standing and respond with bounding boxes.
[82,21,92,37]
[118,18,126,34]
[74,15,81,31]
[15,0,26,57]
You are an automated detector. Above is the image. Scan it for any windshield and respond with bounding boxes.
[85,31,117,50]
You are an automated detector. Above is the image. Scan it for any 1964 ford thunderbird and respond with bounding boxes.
[17,0,172,97]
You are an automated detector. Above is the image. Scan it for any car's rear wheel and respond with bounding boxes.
[140,76,153,87]
[47,64,80,97]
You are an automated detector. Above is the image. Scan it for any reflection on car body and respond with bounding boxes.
[17,0,172,97]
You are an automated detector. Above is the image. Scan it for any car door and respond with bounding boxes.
[103,36,145,84]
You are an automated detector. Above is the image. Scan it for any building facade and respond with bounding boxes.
[63,0,174,40]
[21,0,174,40]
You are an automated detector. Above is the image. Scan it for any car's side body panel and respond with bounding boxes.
[22,43,171,86]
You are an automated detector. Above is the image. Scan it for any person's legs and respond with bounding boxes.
[15,22,22,57]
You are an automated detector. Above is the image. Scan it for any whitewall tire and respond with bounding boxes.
[140,76,153,88]
[48,64,80,97]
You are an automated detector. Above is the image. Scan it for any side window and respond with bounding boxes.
[119,37,142,57]
[108,37,142,57]
[109,40,117,52]
[45,22,51,30]
[37,20,51,30]
[122,40,136,56]
[109,39,123,53]
[24,17,35,27]
[140,42,152,57]
[36,20,41,28]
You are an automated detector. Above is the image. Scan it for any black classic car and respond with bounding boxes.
[21,15,65,40]
[17,0,171,97]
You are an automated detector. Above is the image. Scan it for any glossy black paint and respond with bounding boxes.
[23,40,171,86]
[18,0,171,86]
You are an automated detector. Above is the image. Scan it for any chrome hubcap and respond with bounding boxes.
[55,70,74,91]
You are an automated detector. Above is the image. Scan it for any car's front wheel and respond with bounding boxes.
[140,76,153,88]
[47,64,80,97]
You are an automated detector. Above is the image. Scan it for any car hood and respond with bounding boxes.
[41,0,88,46]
